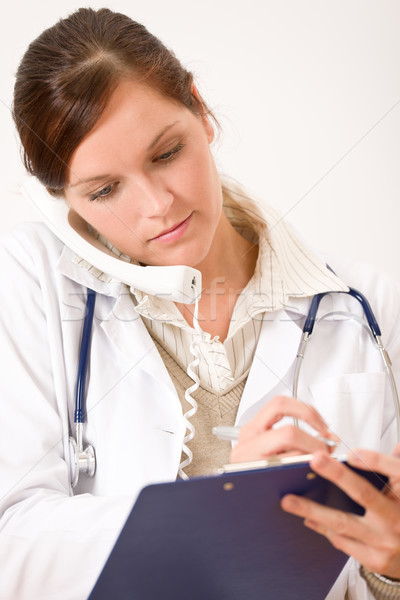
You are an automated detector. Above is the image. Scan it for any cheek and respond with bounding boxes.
[176,146,219,203]
[70,200,143,250]
[96,212,144,249]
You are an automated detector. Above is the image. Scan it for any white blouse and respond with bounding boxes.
[125,180,346,392]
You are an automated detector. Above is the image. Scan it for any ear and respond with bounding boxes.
[192,85,215,144]
[201,112,215,144]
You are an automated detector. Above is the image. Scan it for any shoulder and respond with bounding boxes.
[323,253,400,346]
[0,222,64,254]
[0,222,67,299]
[324,254,400,300]
[0,221,64,262]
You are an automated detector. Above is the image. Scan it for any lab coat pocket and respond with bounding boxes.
[309,372,386,452]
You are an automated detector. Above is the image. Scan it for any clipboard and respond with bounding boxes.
[89,459,387,600]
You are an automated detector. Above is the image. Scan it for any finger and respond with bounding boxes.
[348,447,400,480]
[310,451,387,513]
[239,396,330,443]
[231,426,332,463]
[281,492,378,547]
[347,448,400,503]
[304,519,400,578]
[282,494,400,575]
[303,519,367,559]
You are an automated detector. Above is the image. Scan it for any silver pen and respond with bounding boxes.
[212,425,337,447]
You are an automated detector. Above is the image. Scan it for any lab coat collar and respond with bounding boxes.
[56,178,349,309]
[56,245,126,297]
[57,245,179,396]
[57,237,357,427]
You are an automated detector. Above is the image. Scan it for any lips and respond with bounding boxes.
[149,213,193,243]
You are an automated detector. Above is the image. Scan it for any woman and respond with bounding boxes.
[1,7,400,599]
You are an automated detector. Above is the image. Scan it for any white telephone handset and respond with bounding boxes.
[22,178,202,304]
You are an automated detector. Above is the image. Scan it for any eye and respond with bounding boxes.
[155,143,185,163]
[89,183,115,202]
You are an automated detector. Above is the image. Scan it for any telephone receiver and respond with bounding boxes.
[21,178,202,304]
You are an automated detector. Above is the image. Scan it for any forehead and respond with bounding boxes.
[67,80,190,178]
[83,79,185,140]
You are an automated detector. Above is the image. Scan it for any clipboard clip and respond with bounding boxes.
[219,453,348,474]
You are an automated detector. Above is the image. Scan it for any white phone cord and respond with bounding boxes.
[178,294,202,480]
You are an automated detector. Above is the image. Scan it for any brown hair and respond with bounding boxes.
[13,7,215,193]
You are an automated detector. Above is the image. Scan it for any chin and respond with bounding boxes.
[179,245,212,269]
[148,245,210,269]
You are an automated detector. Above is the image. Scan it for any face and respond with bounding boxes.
[65,79,223,268]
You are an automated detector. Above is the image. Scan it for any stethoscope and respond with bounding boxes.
[292,286,400,438]
[69,285,400,488]
[69,288,96,488]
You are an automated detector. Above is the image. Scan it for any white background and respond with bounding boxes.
[1,0,399,281]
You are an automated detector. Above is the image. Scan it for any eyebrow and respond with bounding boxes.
[146,121,179,151]
[68,120,180,189]
[69,174,112,189]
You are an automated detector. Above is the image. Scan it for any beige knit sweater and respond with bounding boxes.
[152,335,247,477]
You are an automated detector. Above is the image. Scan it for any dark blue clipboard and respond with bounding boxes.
[89,460,387,600]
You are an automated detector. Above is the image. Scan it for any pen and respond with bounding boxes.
[212,425,337,447]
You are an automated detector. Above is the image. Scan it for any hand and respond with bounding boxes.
[230,395,337,463]
[280,444,400,579]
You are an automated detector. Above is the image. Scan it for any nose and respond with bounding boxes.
[133,176,173,218]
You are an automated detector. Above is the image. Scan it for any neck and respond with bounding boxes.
[177,213,259,341]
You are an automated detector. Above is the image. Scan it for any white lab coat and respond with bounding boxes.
[0,222,399,600]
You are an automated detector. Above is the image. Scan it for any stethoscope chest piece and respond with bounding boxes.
[70,277,400,487]
[69,434,96,489]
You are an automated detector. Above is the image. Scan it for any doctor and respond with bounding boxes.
[1,7,400,600]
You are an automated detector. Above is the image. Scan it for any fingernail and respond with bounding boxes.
[281,495,298,510]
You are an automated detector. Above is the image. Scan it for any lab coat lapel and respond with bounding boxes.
[99,291,178,397]
[99,292,187,482]
[236,291,359,424]
[236,305,307,424]
[57,248,179,398]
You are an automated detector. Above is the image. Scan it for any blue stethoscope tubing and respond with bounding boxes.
[69,285,400,487]
[293,286,400,440]
[69,288,96,488]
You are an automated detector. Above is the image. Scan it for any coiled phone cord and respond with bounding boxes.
[178,295,202,479]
